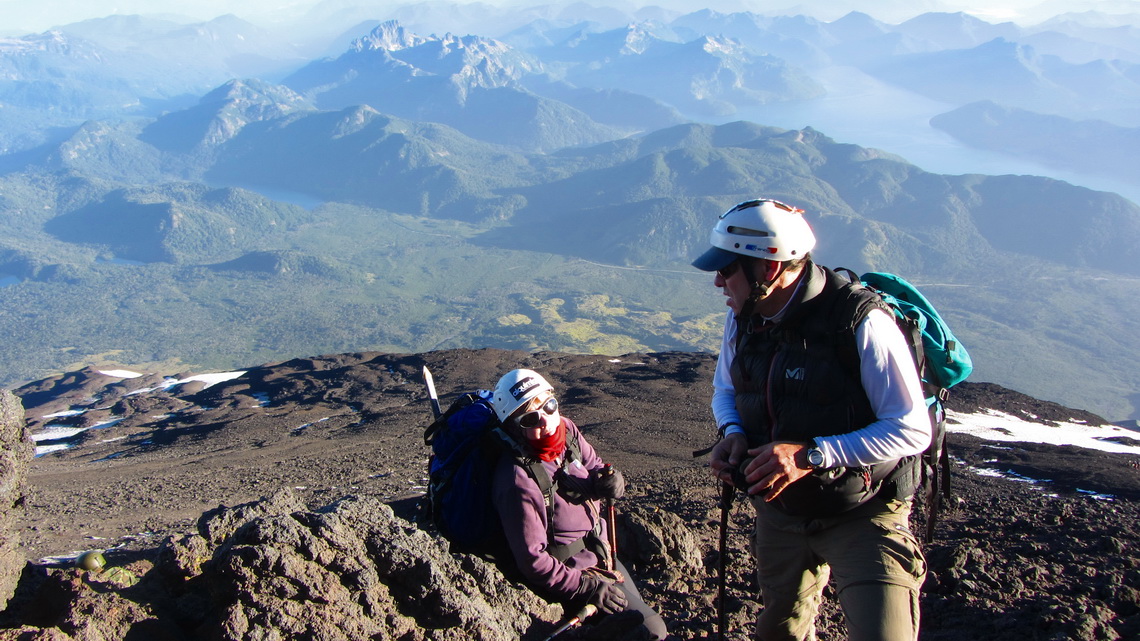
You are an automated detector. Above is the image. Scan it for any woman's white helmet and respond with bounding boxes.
[492,369,555,422]
[692,199,816,271]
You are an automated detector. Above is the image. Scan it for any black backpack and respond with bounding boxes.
[422,391,585,570]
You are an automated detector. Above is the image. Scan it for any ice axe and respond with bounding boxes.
[422,366,442,419]
[541,604,597,641]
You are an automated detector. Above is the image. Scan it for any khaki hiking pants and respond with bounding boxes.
[748,497,927,641]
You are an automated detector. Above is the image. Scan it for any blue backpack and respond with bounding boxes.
[842,270,973,542]
[422,391,583,566]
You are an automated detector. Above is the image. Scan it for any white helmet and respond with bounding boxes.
[692,199,816,271]
[492,369,555,422]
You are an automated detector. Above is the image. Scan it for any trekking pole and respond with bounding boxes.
[606,498,617,571]
[717,480,735,641]
[601,464,618,571]
[422,366,442,419]
[542,604,597,641]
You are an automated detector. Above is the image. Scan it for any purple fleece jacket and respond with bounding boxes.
[491,417,608,601]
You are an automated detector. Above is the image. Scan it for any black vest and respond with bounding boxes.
[731,262,918,516]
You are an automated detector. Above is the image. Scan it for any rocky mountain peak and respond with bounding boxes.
[352,20,430,52]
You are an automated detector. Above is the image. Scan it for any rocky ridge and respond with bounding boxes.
[2,348,1139,640]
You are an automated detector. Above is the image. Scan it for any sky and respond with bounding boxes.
[1,0,1135,34]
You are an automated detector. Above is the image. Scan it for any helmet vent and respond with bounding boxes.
[726,226,769,237]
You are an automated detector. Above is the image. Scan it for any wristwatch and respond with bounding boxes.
[805,440,825,470]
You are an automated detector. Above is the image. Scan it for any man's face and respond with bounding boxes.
[714,259,753,315]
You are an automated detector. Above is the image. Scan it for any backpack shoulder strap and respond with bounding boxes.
[423,392,479,445]
[493,425,592,562]
[492,426,563,540]
[826,267,893,382]
[565,427,583,465]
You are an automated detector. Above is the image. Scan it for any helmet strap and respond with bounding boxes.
[737,259,786,328]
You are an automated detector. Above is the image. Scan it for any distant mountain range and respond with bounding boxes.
[863,37,1140,124]
[0,4,1139,424]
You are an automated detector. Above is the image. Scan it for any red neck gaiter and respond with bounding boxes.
[529,418,567,462]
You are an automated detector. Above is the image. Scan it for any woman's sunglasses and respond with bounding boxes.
[515,397,559,429]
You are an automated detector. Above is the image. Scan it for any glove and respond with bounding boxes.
[583,566,625,584]
[581,575,628,614]
[592,466,625,500]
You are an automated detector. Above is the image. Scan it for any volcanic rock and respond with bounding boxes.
[3,348,1139,640]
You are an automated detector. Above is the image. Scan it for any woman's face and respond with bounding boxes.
[514,394,560,441]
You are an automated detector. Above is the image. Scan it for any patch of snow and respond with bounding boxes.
[37,553,83,565]
[184,371,246,388]
[124,370,246,396]
[947,409,1140,455]
[31,426,88,442]
[293,417,329,432]
[99,369,142,378]
[42,409,85,418]
[34,444,71,457]
[1076,489,1116,501]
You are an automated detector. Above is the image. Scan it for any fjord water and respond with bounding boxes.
[730,65,1140,204]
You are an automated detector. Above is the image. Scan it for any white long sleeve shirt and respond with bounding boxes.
[711,305,932,469]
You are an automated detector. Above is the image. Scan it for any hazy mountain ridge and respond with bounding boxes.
[281,22,624,151]
[3,104,1140,419]
[1,4,1139,423]
[141,79,316,154]
[43,184,313,264]
[862,37,1140,123]
[3,6,1139,150]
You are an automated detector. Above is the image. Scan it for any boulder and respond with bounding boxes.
[0,390,30,610]
[6,488,565,639]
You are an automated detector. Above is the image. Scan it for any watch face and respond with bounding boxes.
[807,448,824,467]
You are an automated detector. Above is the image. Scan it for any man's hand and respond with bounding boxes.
[710,433,748,486]
[742,441,813,501]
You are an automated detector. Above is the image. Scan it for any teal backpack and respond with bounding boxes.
[861,271,973,393]
[841,270,973,542]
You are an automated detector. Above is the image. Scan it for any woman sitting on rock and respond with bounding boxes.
[490,368,667,640]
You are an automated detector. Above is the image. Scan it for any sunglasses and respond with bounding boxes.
[717,260,742,279]
[515,396,559,429]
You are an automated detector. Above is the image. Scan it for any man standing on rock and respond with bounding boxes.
[692,198,931,641]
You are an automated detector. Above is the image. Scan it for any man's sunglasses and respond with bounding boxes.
[515,397,559,429]
[717,261,741,279]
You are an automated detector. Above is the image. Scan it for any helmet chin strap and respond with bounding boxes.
[737,259,787,326]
